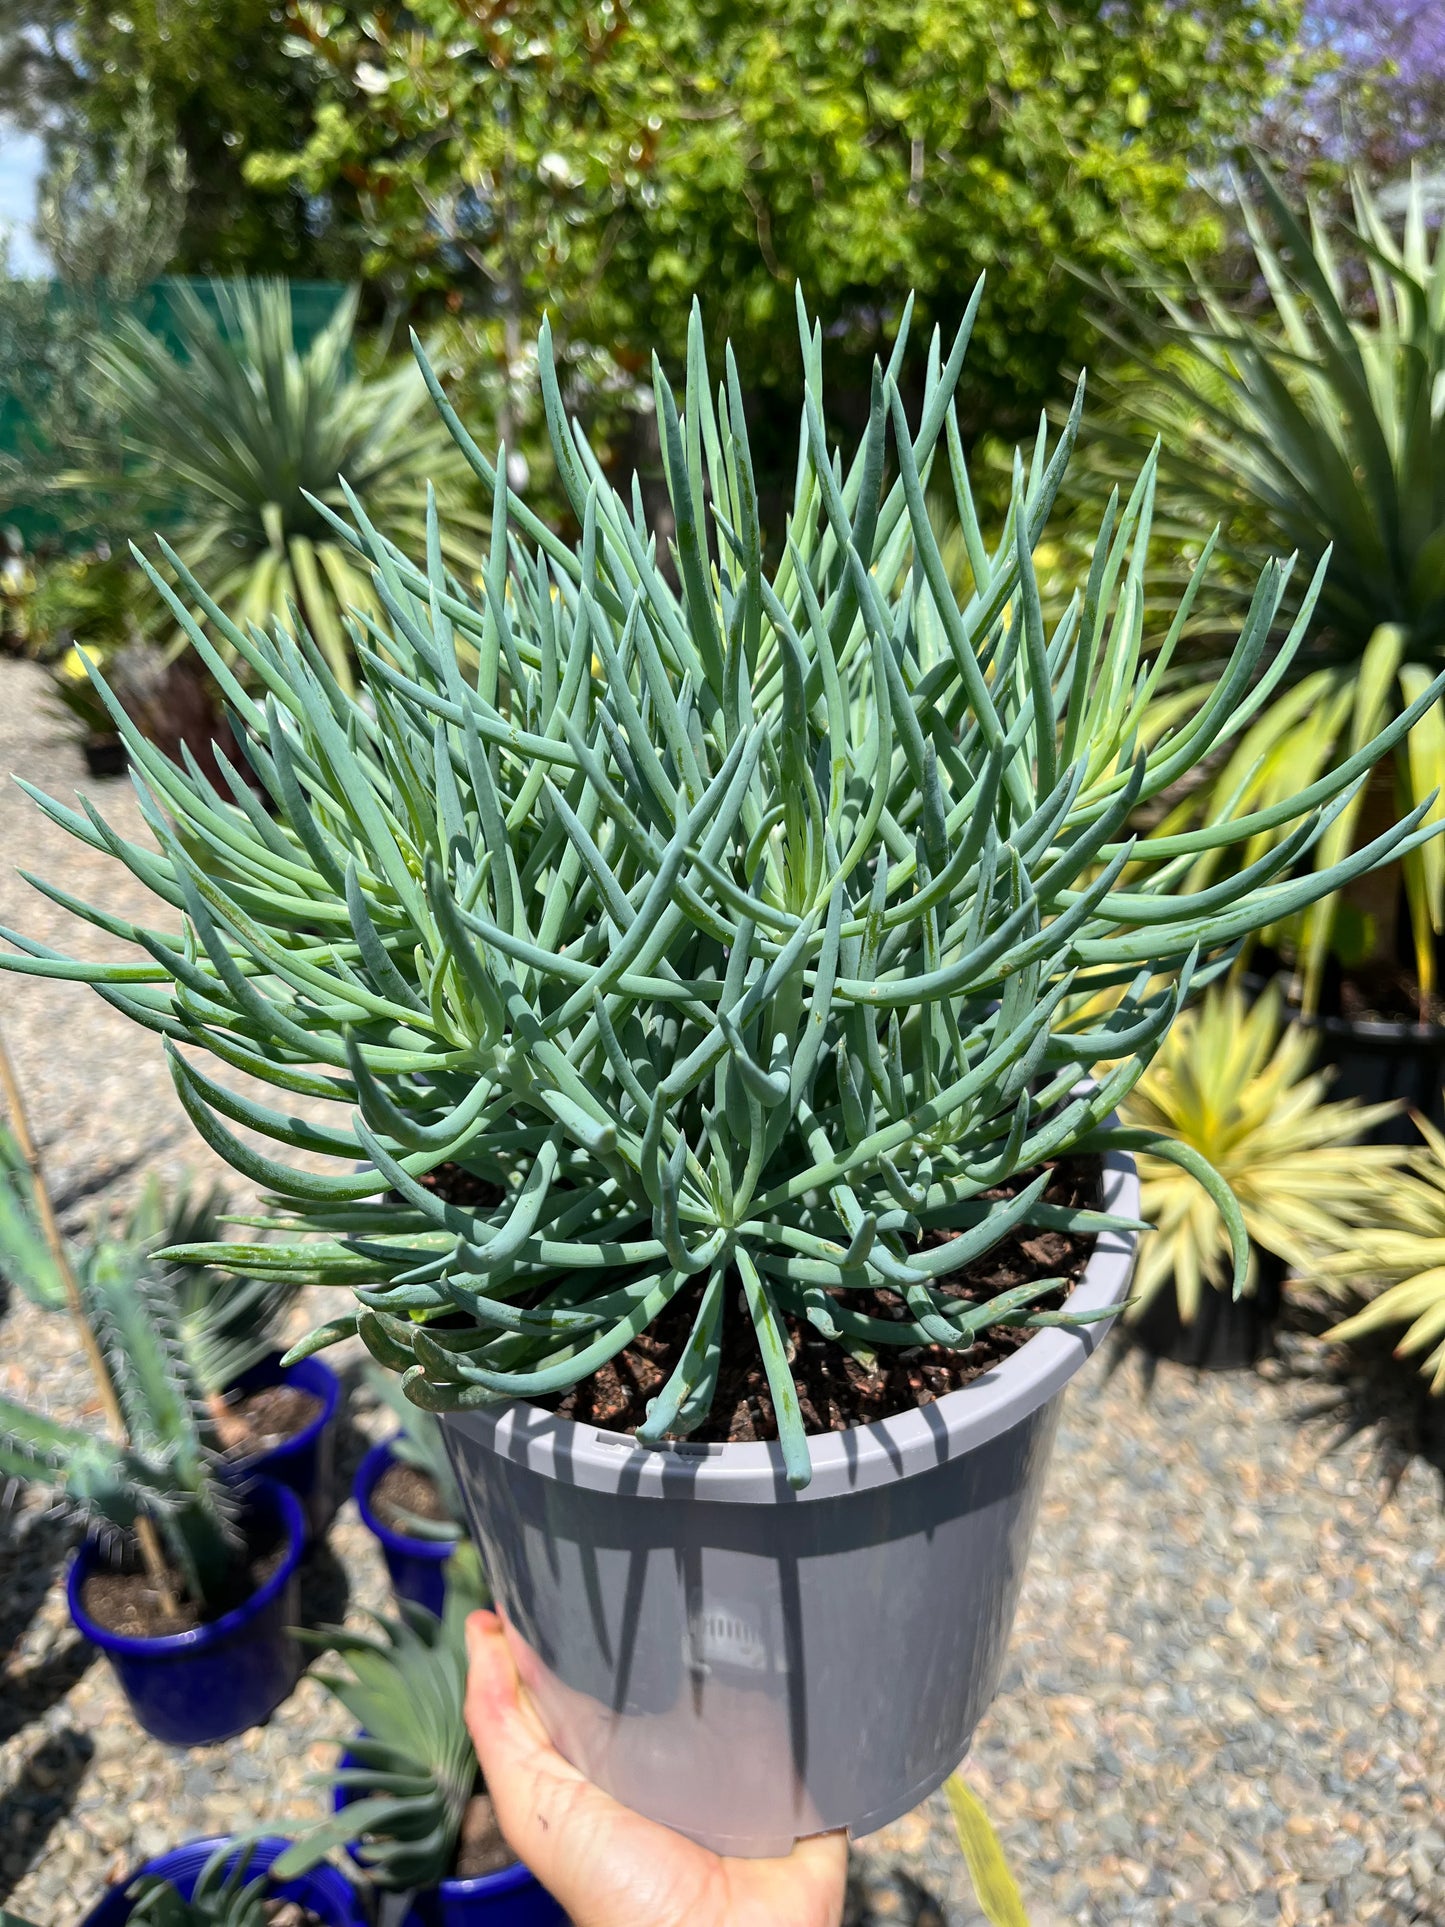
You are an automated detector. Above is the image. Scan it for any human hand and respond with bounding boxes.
[465,1609,849,1927]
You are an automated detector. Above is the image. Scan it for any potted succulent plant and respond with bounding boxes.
[0,1234,306,1745]
[355,1369,463,1615]
[0,1142,340,1537]
[3,287,1441,1848]
[1119,984,1404,1368]
[81,1836,365,1927]
[274,1546,563,1926]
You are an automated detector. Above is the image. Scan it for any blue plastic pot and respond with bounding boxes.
[335,1750,566,1926]
[67,1477,305,1747]
[80,1834,364,1926]
[232,1352,342,1540]
[356,1439,456,1616]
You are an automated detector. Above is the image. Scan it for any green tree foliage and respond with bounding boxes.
[0,0,346,277]
[253,0,1305,432]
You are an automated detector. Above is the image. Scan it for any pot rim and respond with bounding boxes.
[80,1833,361,1926]
[66,1476,306,1656]
[355,1438,459,1561]
[443,1146,1138,1504]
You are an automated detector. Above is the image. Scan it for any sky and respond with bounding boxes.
[0,121,47,274]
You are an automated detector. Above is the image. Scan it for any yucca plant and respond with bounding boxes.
[1314,1111,1445,1391]
[3,287,1443,1488]
[1118,984,1403,1323]
[0,1237,238,1604]
[128,1842,278,1927]
[1092,167,1445,1007]
[365,1366,463,1541]
[77,280,487,692]
[273,1544,489,1891]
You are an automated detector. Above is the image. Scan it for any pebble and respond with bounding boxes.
[3,658,1444,1925]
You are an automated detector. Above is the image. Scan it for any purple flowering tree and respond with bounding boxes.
[1264,0,1445,182]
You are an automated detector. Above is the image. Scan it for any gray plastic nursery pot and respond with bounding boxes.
[442,1148,1139,1857]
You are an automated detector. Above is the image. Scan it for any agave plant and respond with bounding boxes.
[128,1842,277,1927]
[365,1367,463,1541]
[1118,984,1403,1323]
[0,1236,237,1604]
[1092,167,1445,1007]
[3,287,1442,1488]
[1314,1111,1445,1391]
[78,280,487,691]
[273,1544,489,1891]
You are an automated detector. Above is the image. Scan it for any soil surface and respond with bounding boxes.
[548,1156,1100,1442]
[411,1161,504,1210]
[1334,962,1445,1029]
[78,1523,289,1639]
[371,1460,450,1532]
[454,1790,515,1880]
[219,1383,324,1457]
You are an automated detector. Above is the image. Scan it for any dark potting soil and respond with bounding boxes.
[1251,945,1445,1028]
[221,1383,323,1456]
[371,1459,450,1531]
[79,1517,289,1639]
[545,1155,1102,1444]
[454,1790,515,1880]
[410,1161,505,1210]
[1335,962,1445,1029]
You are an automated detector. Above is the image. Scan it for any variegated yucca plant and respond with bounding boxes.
[3,287,1442,1486]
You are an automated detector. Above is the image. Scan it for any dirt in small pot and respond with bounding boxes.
[79,1515,290,1639]
[453,1789,515,1880]
[545,1155,1103,1444]
[215,1382,324,1457]
[371,1460,450,1533]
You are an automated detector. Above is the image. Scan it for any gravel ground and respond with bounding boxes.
[2,656,1444,1926]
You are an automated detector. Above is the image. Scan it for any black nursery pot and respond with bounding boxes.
[1130,1251,1285,1372]
[1302,1009,1445,1144]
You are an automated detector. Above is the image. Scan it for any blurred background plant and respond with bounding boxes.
[1312,1111,1445,1391]
[1085,168,1445,1015]
[0,1122,290,1412]
[363,1367,463,1543]
[1117,985,1402,1325]
[274,1545,490,1892]
[69,280,488,692]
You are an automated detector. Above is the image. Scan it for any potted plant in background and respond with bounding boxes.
[0,1232,306,1744]
[1118,983,1404,1368]
[5,284,1442,1849]
[0,1139,340,1538]
[80,1837,365,1927]
[0,1053,306,1747]
[1090,166,1445,1135]
[355,1369,463,1615]
[275,1546,563,1926]
[1310,1109,1445,1392]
